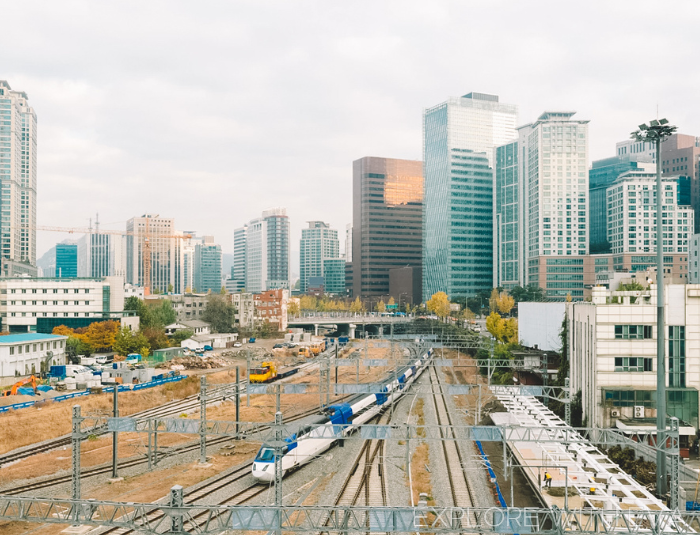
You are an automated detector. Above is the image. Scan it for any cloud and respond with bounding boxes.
[1,0,699,260]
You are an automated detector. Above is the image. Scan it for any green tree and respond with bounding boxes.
[148,300,177,328]
[143,327,169,351]
[169,329,194,345]
[113,327,150,356]
[202,294,235,333]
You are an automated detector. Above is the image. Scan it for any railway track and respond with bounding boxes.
[427,364,476,522]
[0,360,321,468]
[96,460,267,535]
[0,403,326,495]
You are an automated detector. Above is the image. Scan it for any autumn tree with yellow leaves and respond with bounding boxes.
[426,292,451,320]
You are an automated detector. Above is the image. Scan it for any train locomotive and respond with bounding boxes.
[252,347,433,483]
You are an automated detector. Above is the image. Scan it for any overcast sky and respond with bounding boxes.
[3,0,700,274]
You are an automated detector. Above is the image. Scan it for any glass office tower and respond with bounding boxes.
[352,157,423,299]
[423,92,517,300]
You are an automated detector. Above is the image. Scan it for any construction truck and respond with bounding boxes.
[2,375,38,397]
[249,362,299,383]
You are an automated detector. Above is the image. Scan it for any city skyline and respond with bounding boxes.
[2,2,699,262]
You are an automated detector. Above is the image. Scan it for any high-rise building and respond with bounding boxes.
[607,171,693,255]
[126,214,182,294]
[242,209,289,293]
[345,224,352,262]
[660,134,700,233]
[0,81,37,266]
[55,244,78,278]
[299,221,340,293]
[194,236,222,293]
[352,157,423,299]
[230,225,247,293]
[424,92,517,299]
[494,111,589,291]
[588,156,654,254]
[617,133,700,233]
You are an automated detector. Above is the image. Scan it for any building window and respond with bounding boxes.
[669,325,686,387]
[614,325,652,339]
[9,346,14,355]
[614,357,652,372]
[18,345,22,354]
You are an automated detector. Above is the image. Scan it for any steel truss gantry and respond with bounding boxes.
[2,489,700,534]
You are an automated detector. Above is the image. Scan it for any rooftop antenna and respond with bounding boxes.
[95,213,100,233]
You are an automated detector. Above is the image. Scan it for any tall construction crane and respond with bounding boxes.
[34,225,192,295]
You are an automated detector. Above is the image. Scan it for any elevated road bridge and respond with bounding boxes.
[287,314,412,336]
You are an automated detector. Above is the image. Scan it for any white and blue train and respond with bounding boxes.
[252,348,434,483]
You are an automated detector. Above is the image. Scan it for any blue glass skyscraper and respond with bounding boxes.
[422,93,517,300]
[55,243,78,278]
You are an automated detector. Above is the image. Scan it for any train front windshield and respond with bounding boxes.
[255,447,275,462]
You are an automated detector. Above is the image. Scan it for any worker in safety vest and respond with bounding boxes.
[544,471,552,488]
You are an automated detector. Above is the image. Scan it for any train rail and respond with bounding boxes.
[0,402,329,495]
[427,364,476,520]
[0,360,321,468]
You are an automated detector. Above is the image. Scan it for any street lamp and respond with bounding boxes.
[631,118,677,498]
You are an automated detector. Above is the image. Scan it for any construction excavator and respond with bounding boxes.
[1,375,38,397]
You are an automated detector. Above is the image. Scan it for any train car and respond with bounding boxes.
[252,347,433,483]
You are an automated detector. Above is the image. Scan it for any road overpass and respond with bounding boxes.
[287,314,412,336]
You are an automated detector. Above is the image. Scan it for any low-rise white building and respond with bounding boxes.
[569,284,700,434]
[0,276,135,334]
[165,320,211,336]
[232,292,254,328]
[0,333,68,381]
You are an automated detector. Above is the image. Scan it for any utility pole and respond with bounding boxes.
[199,375,207,464]
[274,411,284,535]
[71,405,82,505]
[246,350,251,407]
[235,366,240,439]
[631,119,676,498]
[111,385,119,479]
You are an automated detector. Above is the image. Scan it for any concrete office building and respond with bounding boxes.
[425,92,517,299]
[77,230,126,280]
[126,214,183,294]
[147,293,208,322]
[569,285,700,433]
[194,237,222,293]
[0,276,133,334]
[323,258,346,295]
[55,244,78,278]
[299,221,340,293]
[0,81,37,266]
[353,157,423,299]
[494,111,589,291]
[607,172,692,255]
[242,209,290,293]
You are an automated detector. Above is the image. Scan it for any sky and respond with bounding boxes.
[2,0,700,277]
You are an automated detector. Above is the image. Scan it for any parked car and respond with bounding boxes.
[273,343,285,349]
[249,337,256,343]
[233,342,242,348]
[203,345,213,351]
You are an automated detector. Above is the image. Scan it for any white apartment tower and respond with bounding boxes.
[126,214,183,294]
[0,81,37,266]
[607,171,692,255]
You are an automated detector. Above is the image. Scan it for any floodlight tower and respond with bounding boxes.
[630,118,677,498]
